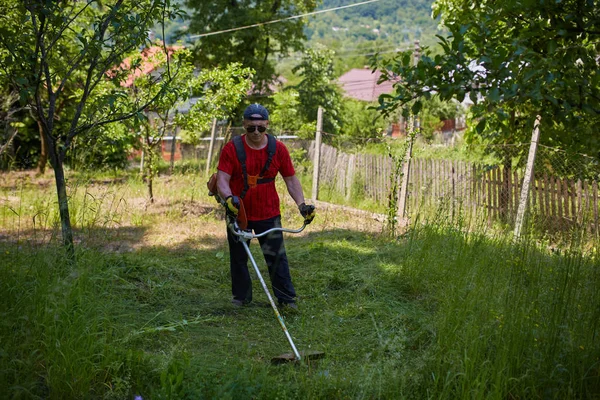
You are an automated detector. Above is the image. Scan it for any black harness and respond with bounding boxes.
[233,134,277,199]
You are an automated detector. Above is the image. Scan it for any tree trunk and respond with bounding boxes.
[145,144,154,203]
[169,128,177,174]
[147,176,154,203]
[140,146,145,174]
[47,134,75,260]
[37,120,48,174]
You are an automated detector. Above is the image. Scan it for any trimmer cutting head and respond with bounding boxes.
[271,350,326,365]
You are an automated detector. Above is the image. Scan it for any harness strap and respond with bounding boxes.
[233,134,277,199]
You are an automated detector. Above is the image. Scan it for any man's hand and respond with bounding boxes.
[225,195,240,217]
[298,203,316,224]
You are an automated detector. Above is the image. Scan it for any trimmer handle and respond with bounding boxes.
[228,220,307,240]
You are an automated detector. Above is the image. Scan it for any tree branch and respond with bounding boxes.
[73,77,175,136]
[46,0,96,54]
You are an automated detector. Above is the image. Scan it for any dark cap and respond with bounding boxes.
[243,104,269,121]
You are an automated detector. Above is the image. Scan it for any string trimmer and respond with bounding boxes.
[208,175,323,363]
[227,218,325,364]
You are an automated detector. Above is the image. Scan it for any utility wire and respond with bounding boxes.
[189,0,383,39]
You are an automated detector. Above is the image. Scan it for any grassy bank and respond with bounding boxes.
[1,172,598,399]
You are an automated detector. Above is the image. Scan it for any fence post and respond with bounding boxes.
[514,116,541,240]
[397,133,414,227]
[311,107,323,203]
[205,118,218,177]
[395,42,421,227]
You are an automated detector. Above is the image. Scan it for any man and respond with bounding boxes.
[216,103,315,309]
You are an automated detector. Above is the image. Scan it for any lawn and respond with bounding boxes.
[1,171,598,399]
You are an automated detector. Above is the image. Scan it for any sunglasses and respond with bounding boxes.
[246,125,267,133]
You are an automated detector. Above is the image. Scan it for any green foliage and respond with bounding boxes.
[373,0,600,160]
[126,48,252,201]
[292,45,343,136]
[418,96,464,141]
[0,0,184,253]
[269,89,316,139]
[181,62,254,139]
[67,122,136,171]
[184,0,317,94]
[270,89,303,134]
[307,0,441,48]
[337,98,388,145]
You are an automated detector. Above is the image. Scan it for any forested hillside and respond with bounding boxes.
[307,0,440,49]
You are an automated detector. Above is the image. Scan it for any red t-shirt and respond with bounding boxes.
[217,135,295,221]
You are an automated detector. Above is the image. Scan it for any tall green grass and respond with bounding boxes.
[1,172,598,398]
[399,216,600,399]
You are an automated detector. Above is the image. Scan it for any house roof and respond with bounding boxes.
[115,45,182,87]
[338,68,397,102]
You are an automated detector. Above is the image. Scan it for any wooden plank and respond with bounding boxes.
[506,166,513,215]
[433,159,438,200]
[492,168,498,220]
[556,177,563,229]
[485,169,491,219]
[583,180,590,233]
[438,159,442,201]
[543,174,549,220]
[375,155,379,203]
[473,164,478,212]
[435,158,440,204]
[451,160,456,213]
[576,179,583,224]
[569,179,576,225]
[592,181,600,235]
[489,168,494,220]
[430,159,436,201]
[379,155,384,203]
[514,170,521,214]
[547,175,554,218]
[480,167,485,214]
[458,161,466,204]
[446,160,451,200]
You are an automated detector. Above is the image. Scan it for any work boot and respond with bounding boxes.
[231,299,246,307]
[278,301,299,312]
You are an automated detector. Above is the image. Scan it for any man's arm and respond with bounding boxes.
[283,175,306,206]
[217,170,233,199]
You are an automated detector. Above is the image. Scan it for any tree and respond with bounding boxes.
[338,98,388,146]
[373,0,600,160]
[128,49,253,202]
[184,0,317,94]
[269,89,315,138]
[418,96,464,141]
[292,46,343,137]
[0,1,182,259]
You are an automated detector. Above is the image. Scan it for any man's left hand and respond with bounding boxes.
[298,203,316,224]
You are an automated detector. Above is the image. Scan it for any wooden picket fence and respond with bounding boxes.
[310,143,600,235]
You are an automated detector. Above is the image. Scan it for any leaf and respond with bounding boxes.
[469,90,478,104]
[476,118,486,134]
[411,100,422,115]
[488,87,501,103]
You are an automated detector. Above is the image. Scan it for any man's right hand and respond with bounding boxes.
[225,195,240,217]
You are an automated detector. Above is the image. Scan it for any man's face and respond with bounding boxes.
[243,119,269,144]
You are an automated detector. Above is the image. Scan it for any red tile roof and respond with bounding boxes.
[338,68,397,102]
[115,45,182,87]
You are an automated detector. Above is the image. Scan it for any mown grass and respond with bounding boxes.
[1,171,599,399]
